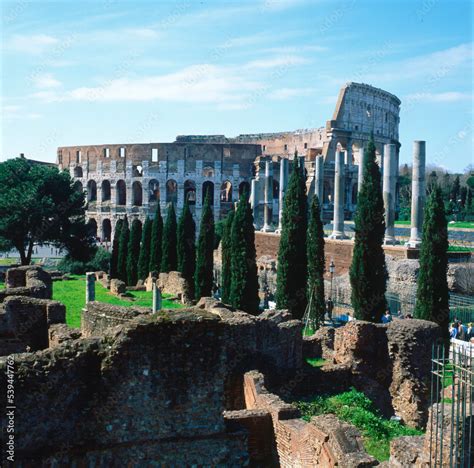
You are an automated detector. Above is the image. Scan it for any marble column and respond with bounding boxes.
[277,158,289,231]
[357,145,365,192]
[314,155,324,203]
[329,152,347,239]
[407,141,426,248]
[262,160,273,231]
[152,282,162,312]
[86,272,96,303]
[250,179,258,228]
[383,144,397,245]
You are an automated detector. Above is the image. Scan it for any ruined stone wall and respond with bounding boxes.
[0,266,52,302]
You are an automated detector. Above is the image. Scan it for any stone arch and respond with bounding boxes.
[202,181,214,205]
[148,179,160,203]
[132,181,143,206]
[87,180,97,202]
[166,179,178,204]
[239,181,250,200]
[184,180,196,205]
[73,180,83,193]
[87,218,98,239]
[101,180,111,202]
[102,219,112,242]
[220,180,232,203]
[116,180,126,205]
[73,166,83,178]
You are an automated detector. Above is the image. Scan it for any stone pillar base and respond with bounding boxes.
[383,237,399,245]
[328,232,348,240]
[405,240,422,248]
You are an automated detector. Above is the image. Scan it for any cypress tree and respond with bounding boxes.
[109,218,123,278]
[275,155,308,319]
[177,200,196,298]
[195,191,214,299]
[137,217,152,281]
[149,204,163,274]
[307,195,325,330]
[349,136,388,322]
[220,209,234,304]
[117,216,129,283]
[229,194,259,314]
[161,203,178,272]
[126,219,142,286]
[414,186,449,339]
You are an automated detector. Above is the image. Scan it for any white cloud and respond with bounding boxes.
[5,34,59,54]
[3,105,42,120]
[244,55,309,69]
[405,91,471,103]
[269,87,316,99]
[33,73,62,89]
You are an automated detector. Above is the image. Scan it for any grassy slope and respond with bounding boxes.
[395,220,473,229]
[53,275,183,328]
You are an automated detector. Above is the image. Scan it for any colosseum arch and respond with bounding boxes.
[132,181,143,206]
[116,180,126,205]
[102,219,112,242]
[148,179,160,203]
[220,180,232,203]
[184,180,196,205]
[166,179,178,204]
[87,180,97,202]
[239,181,250,200]
[73,180,83,193]
[101,180,111,202]
[202,181,214,205]
[73,166,83,178]
[87,218,98,239]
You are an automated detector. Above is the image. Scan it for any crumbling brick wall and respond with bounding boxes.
[0,266,52,302]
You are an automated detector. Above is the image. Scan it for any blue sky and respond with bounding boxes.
[1,0,472,172]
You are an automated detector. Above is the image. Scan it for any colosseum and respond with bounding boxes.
[57,82,401,241]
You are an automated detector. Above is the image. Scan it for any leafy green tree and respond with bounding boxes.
[110,218,123,278]
[414,186,449,340]
[229,194,259,314]
[220,209,234,304]
[117,216,130,282]
[306,195,325,330]
[137,217,152,281]
[349,137,388,322]
[195,191,214,299]
[177,200,196,298]
[275,155,308,319]
[126,219,142,286]
[161,203,178,272]
[0,157,93,264]
[149,204,163,274]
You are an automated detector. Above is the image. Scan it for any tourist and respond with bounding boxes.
[381,310,392,324]
[457,321,467,341]
[467,323,473,341]
[449,323,458,339]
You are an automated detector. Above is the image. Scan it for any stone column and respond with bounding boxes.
[314,155,324,203]
[277,158,289,231]
[357,145,365,192]
[250,179,258,228]
[262,160,273,231]
[383,144,397,245]
[407,141,426,248]
[86,272,96,303]
[152,282,162,312]
[329,152,347,239]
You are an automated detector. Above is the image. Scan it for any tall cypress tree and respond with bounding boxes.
[161,203,178,272]
[229,194,259,314]
[275,155,308,319]
[109,218,123,278]
[177,200,196,298]
[126,219,142,286]
[349,136,388,322]
[220,209,234,304]
[414,186,449,338]
[137,217,152,281]
[195,191,214,299]
[149,204,163,274]
[307,195,325,330]
[117,216,129,283]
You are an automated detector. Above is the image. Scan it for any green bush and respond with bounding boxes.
[58,248,111,275]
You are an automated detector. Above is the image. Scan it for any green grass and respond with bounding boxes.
[0,258,45,265]
[447,245,474,252]
[306,357,327,367]
[53,275,184,328]
[394,220,410,225]
[294,388,423,462]
[395,220,474,230]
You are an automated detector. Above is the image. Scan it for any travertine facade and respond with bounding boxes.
[58,82,401,240]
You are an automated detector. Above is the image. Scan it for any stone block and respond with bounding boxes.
[110,279,126,295]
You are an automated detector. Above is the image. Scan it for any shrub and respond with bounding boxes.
[58,247,111,275]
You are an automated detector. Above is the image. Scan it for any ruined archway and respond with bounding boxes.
[87,180,97,202]
[101,180,111,202]
[102,219,112,242]
[116,180,126,205]
[239,181,250,201]
[202,181,214,205]
[87,218,98,239]
[132,181,143,206]
[220,180,232,203]
[148,179,160,203]
[184,180,196,205]
[73,166,83,178]
[166,179,178,204]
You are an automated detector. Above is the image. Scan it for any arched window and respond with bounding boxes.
[102,219,112,241]
[87,218,98,239]
[202,181,214,205]
[87,180,97,202]
[116,180,126,205]
[166,179,178,204]
[148,179,160,203]
[132,181,143,206]
[73,181,83,193]
[203,166,214,178]
[239,181,250,201]
[101,180,111,202]
[73,166,83,178]
[220,180,232,203]
[184,180,196,205]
